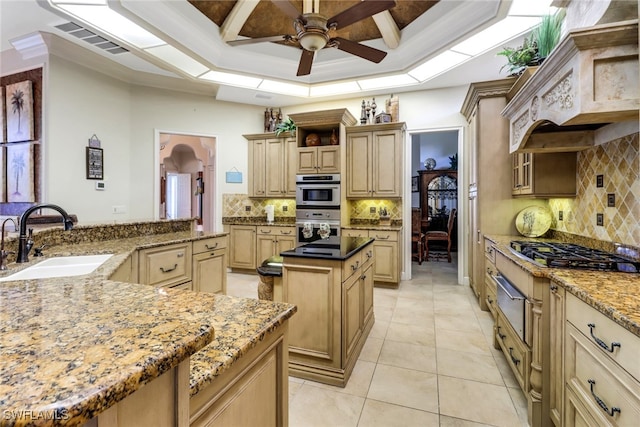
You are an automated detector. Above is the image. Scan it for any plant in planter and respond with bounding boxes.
[497,10,565,76]
[275,117,296,136]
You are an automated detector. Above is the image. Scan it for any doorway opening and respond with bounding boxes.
[406,127,463,283]
[154,131,217,232]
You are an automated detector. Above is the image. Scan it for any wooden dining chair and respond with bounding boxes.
[411,208,425,264]
[424,208,456,262]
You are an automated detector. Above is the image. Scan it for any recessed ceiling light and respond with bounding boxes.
[451,16,541,56]
[408,51,470,82]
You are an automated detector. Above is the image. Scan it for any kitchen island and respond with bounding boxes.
[276,236,375,386]
[0,220,296,427]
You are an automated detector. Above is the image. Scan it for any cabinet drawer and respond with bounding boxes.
[139,243,191,288]
[342,251,363,282]
[341,229,369,238]
[566,293,640,381]
[565,322,640,426]
[485,282,497,319]
[484,239,496,264]
[169,281,193,291]
[496,311,530,392]
[256,226,294,236]
[193,236,227,254]
[369,231,398,242]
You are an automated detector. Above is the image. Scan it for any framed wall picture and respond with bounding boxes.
[412,176,419,192]
[86,146,103,180]
[0,147,5,202]
[6,80,35,143]
[0,86,5,143]
[7,143,35,202]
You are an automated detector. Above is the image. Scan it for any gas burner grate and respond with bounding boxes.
[510,241,640,273]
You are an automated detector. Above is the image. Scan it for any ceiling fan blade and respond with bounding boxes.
[327,0,396,29]
[333,37,387,63]
[271,0,302,20]
[297,50,315,76]
[227,35,290,46]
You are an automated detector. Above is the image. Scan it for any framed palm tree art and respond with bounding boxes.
[6,80,34,143]
[7,143,35,202]
[0,86,5,143]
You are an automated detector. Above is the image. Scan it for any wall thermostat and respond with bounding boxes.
[95,181,106,191]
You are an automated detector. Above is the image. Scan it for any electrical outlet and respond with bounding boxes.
[369,207,377,214]
[282,205,288,212]
[112,205,126,214]
[607,193,615,207]
[245,206,251,212]
[558,210,563,221]
[596,213,604,226]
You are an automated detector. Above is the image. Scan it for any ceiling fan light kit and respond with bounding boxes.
[295,14,330,51]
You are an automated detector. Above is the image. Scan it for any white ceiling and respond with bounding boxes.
[0,0,532,107]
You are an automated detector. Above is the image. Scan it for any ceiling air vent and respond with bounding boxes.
[54,22,129,55]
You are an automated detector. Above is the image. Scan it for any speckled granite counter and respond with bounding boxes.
[486,234,640,338]
[0,221,296,425]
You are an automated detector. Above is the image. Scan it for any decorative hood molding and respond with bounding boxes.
[502,20,638,153]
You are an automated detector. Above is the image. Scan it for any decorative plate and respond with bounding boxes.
[424,158,436,170]
[515,206,552,237]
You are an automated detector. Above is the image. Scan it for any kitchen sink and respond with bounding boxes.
[0,254,113,282]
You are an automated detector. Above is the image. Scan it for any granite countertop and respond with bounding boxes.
[0,225,296,425]
[486,234,640,338]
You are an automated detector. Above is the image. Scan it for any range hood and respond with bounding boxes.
[502,20,638,153]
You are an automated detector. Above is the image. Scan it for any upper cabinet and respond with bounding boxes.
[289,109,357,175]
[502,21,638,153]
[345,122,405,199]
[512,152,577,198]
[245,133,297,198]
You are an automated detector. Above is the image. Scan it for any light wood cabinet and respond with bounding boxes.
[548,282,565,427]
[564,293,640,427]
[281,243,374,386]
[229,225,256,270]
[296,145,340,174]
[256,226,296,264]
[341,228,401,286]
[483,238,498,320]
[246,133,297,198]
[138,242,192,288]
[512,152,577,197]
[109,254,136,283]
[345,123,405,198]
[496,309,531,393]
[192,236,227,294]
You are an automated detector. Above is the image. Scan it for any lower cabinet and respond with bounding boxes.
[495,309,531,393]
[256,226,296,264]
[138,242,192,288]
[229,225,296,271]
[193,236,228,294]
[548,282,565,427]
[229,225,257,270]
[342,228,401,286]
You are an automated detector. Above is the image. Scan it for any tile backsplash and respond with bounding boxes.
[548,132,639,246]
[222,194,296,219]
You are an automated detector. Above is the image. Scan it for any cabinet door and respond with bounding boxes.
[249,139,266,197]
[284,137,298,196]
[371,129,401,197]
[361,262,374,327]
[138,243,192,288]
[275,233,296,255]
[371,238,398,283]
[265,138,285,197]
[296,147,317,174]
[344,272,362,361]
[256,232,276,265]
[346,131,371,197]
[549,283,565,427]
[229,225,256,269]
[316,146,340,174]
[193,250,227,294]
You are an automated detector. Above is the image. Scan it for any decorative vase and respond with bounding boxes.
[424,158,436,170]
[329,129,338,145]
[305,133,321,147]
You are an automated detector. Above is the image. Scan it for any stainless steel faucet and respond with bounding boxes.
[1,218,18,271]
[16,204,73,263]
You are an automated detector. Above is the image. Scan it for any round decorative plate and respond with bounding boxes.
[424,158,436,170]
[515,206,553,237]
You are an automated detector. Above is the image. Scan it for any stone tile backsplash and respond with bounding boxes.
[548,132,639,246]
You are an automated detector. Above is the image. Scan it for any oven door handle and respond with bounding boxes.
[492,274,525,301]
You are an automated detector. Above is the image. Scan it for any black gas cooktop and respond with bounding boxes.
[510,241,640,273]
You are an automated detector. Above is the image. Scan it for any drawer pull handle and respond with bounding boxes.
[177,253,184,258]
[508,347,520,365]
[588,379,621,417]
[205,243,219,250]
[487,297,493,304]
[497,326,506,340]
[261,230,272,234]
[366,251,372,259]
[280,231,292,235]
[587,323,621,352]
[351,260,360,271]
[160,264,178,273]
[550,285,558,292]
[376,235,390,240]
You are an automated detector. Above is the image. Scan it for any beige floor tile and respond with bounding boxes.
[508,386,529,426]
[385,322,435,346]
[289,383,365,427]
[438,376,523,427]
[306,360,376,398]
[435,328,492,356]
[368,319,389,339]
[289,379,303,399]
[434,312,483,333]
[374,305,394,322]
[378,340,437,373]
[439,415,495,427]
[358,337,384,362]
[390,307,434,325]
[367,364,439,413]
[374,293,398,308]
[436,348,504,385]
[493,352,521,389]
[358,399,439,427]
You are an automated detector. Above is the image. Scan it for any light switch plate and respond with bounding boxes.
[596,213,603,226]
[558,210,563,221]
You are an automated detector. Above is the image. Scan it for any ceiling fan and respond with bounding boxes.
[227,0,396,76]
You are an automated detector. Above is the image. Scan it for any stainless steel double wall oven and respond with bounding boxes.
[295,174,341,244]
